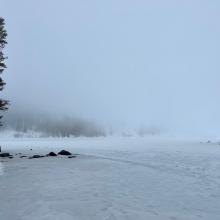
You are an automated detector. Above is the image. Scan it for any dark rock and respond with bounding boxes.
[68,155,77,159]
[29,155,44,159]
[58,150,71,156]
[20,155,27,158]
[47,152,57,157]
[8,156,13,159]
[30,149,33,151]
[32,155,43,158]
[0,153,11,157]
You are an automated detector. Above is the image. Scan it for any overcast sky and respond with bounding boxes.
[1,0,220,136]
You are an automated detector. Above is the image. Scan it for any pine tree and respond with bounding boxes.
[0,17,9,126]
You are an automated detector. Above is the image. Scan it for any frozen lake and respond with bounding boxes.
[0,162,3,176]
[0,137,220,220]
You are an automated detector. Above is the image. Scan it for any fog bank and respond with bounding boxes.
[1,0,220,137]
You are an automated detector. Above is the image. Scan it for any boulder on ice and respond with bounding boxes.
[58,150,71,155]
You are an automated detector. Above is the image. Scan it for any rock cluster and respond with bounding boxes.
[0,149,75,160]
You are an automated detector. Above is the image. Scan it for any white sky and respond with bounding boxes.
[1,0,220,136]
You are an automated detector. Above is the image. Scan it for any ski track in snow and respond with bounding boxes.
[0,137,220,220]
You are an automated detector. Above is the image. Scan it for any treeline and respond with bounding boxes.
[1,111,105,137]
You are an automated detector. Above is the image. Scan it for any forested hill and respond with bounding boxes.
[0,111,105,137]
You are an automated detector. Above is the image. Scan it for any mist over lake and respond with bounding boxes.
[1,0,220,138]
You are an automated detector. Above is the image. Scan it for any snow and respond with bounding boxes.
[0,162,3,176]
[1,137,220,220]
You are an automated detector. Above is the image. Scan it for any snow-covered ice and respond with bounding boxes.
[0,162,3,176]
[0,137,220,220]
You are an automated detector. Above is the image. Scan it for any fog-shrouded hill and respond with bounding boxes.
[0,109,164,138]
[0,110,105,138]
